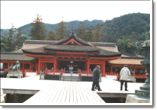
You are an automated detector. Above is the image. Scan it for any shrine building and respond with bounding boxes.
[1,34,146,81]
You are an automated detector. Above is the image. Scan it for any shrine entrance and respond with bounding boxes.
[58,60,86,73]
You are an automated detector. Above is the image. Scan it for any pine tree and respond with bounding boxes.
[76,22,86,39]
[56,20,68,39]
[31,15,46,40]
[93,24,103,41]
[84,29,93,42]
[47,31,57,40]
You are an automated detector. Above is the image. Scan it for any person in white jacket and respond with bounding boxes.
[119,65,131,91]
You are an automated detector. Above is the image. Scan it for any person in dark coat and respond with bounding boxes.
[91,65,102,91]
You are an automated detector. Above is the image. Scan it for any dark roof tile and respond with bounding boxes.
[45,45,98,52]
[89,49,121,57]
[24,40,57,45]
[1,53,35,61]
[56,35,92,46]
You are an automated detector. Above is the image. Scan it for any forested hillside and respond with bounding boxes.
[1,13,150,56]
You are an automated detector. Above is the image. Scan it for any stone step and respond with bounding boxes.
[61,75,80,81]
[62,77,80,80]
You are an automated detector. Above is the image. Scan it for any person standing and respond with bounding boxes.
[91,65,102,91]
[119,65,131,91]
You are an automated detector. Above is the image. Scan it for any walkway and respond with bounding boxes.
[24,81,104,105]
[0,73,144,105]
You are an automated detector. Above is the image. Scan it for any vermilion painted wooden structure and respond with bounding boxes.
[22,34,121,77]
[0,53,35,77]
[108,58,146,79]
[1,34,146,80]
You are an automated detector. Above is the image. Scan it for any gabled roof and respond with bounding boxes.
[22,34,121,57]
[56,33,92,46]
[23,45,121,57]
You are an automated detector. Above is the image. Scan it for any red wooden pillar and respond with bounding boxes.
[30,63,32,72]
[56,58,58,72]
[86,60,90,76]
[37,60,41,74]
[22,63,25,77]
[35,63,37,73]
[102,62,106,76]
[54,58,57,72]
[6,63,9,70]
[111,65,113,75]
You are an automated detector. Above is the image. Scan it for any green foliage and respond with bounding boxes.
[1,26,26,52]
[102,13,150,42]
[47,31,57,40]
[117,37,136,55]
[1,13,150,55]
[76,22,86,40]
[84,29,94,42]
[92,24,103,41]
[76,22,102,42]
[46,21,69,40]
[55,21,68,39]
[31,15,47,40]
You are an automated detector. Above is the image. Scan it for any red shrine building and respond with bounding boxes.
[0,34,146,81]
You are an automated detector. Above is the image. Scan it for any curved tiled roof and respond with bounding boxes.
[89,49,121,57]
[22,35,121,57]
[22,48,46,54]
[24,40,58,45]
[109,58,144,65]
[45,45,98,52]
[22,45,121,57]
[90,42,116,47]
[56,35,92,46]
[1,53,35,61]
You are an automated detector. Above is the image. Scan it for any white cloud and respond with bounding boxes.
[1,1,151,29]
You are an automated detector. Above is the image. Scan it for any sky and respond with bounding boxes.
[1,1,151,29]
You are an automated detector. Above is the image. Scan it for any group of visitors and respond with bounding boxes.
[6,60,131,91]
[91,65,131,91]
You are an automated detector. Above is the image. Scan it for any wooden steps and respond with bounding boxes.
[61,73,80,81]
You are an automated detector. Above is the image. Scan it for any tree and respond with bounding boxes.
[1,37,8,52]
[15,30,27,49]
[47,31,57,40]
[92,24,103,41]
[56,20,68,40]
[76,22,86,39]
[84,29,93,42]
[31,15,46,40]
[117,37,136,55]
[1,26,26,52]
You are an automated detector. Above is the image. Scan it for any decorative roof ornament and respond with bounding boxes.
[70,31,76,38]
